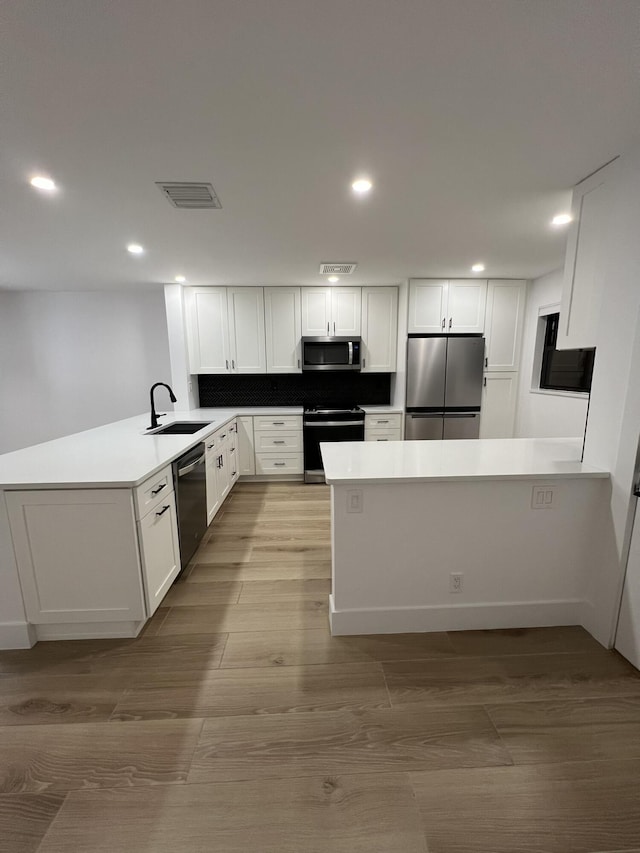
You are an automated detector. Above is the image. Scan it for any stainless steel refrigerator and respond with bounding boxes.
[405,335,484,440]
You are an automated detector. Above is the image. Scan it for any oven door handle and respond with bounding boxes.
[305,420,364,427]
[177,454,206,477]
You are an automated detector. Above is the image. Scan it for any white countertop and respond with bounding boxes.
[0,408,301,490]
[360,406,404,414]
[321,437,609,484]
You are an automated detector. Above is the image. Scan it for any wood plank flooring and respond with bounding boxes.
[1,481,640,852]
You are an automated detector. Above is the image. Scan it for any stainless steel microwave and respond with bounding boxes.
[301,336,362,371]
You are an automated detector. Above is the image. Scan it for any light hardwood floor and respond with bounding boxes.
[2,481,640,852]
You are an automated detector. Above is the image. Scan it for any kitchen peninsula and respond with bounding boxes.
[322,438,612,640]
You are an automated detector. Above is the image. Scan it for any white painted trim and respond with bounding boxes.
[329,595,587,636]
[529,389,590,400]
[35,620,144,641]
[0,621,36,649]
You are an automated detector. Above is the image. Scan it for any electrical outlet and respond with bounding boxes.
[346,489,363,513]
[531,485,555,509]
[449,572,463,593]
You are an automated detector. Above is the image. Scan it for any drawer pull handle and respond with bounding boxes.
[273,440,285,444]
[230,446,235,452]
[378,420,389,424]
[272,421,285,425]
[274,462,286,467]
[155,504,170,517]
[150,483,166,496]
[207,443,215,449]
[221,433,227,439]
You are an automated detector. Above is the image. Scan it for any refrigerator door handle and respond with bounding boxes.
[408,413,444,418]
[443,413,478,418]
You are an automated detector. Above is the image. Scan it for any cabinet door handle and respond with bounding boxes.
[485,357,488,367]
[225,359,229,370]
[231,359,235,369]
[483,376,487,387]
[297,358,300,368]
[150,483,166,496]
[441,317,445,329]
[449,318,452,329]
[232,471,236,477]
[155,504,170,517]
[327,322,330,334]
[333,322,336,334]
[363,357,366,368]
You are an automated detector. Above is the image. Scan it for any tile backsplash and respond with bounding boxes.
[198,373,391,408]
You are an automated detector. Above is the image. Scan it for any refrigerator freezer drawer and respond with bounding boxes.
[404,413,444,440]
[443,412,480,439]
[405,412,480,440]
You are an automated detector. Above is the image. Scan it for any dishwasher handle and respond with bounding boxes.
[177,453,205,477]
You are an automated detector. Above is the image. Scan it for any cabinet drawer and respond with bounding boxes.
[134,465,173,519]
[365,414,402,429]
[255,432,302,453]
[255,453,303,475]
[365,428,402,441]
[254,415,302,432]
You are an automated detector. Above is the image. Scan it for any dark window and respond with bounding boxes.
[540,313,595,393]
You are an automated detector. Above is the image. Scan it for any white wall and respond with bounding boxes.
[576,142,640,654]
[0,290,171,454]
[515,269,589,439]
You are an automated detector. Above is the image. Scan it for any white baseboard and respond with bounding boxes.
[0,621,36,649]
[329,595,587,636]
[35,620,144,641]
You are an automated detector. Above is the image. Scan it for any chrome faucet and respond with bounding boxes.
[148,382,177,430]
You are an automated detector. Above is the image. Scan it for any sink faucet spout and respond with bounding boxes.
[148,382,177,430]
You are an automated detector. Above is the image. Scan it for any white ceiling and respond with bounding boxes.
[2,0,639,291]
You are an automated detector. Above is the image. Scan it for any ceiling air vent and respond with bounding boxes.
[319,262,357,275]
[156,182,222,209]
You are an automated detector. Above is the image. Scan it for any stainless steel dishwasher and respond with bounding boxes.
[172,442,207,571]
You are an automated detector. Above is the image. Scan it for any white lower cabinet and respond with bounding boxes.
[137,490,181,616]
[205,433,222,525]
[365,412,403,441]
[253,415,303,476]
[237,417,255,475]
[480,373,519,438]
[5,488,147,626]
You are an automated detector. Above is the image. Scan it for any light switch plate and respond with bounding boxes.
[531,485,555,509]
[346,489,363,513]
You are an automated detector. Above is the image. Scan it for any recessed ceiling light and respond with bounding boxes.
[328,276,339,283]
[174,275,186,283]
[551,213,572,226]
[471,263,485,273]
[352,178,372,194]
[127,243,145,255]
[30,176,57,191]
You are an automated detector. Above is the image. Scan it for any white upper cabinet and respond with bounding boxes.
[408,280,448,333]
[558,158,617,350]
[301,287,362,336]
[484,280,526,371]
[264,287,302,372]
[227,288,266,373]
[301,288,333,336]
[189,288,231,373]
[361,286,398,372]
[188,287,266,374]
[408,279,486,333]
[331,288,361,335]
[446,280,487,333]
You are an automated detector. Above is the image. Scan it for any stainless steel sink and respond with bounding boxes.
[148,421,212,435]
